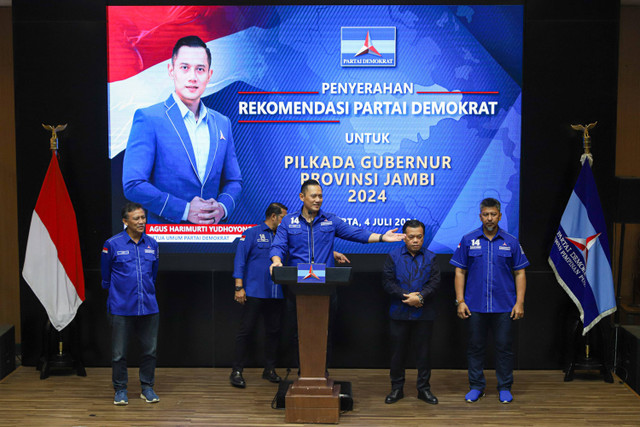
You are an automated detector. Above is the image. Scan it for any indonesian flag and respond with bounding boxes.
[22,153,85,331]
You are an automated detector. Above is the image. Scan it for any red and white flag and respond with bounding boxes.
[22,153,85,331]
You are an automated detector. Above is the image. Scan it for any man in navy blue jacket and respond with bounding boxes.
[383,219,441,405]
[101,202,160,406]
[230,202,288,388]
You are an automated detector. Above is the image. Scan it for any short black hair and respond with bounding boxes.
[172,35,211,67]
[301,179,321,194]
[402,219,425,234]
[121,202,144,220]
[480,197,501,212]
[265,202,288,219]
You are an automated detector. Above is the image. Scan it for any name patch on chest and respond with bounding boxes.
[320,221,333,226]
[116,250,129,256]
[144,249,155,254]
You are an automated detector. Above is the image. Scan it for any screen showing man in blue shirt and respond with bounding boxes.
[122,35,242,224]
[382,220,441,405]
[450,197,529,404]
[230,202,288,389]
[101,202,161,406]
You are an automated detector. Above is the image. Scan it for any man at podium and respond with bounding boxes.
[269,179,405,269]
[269,179,405,369]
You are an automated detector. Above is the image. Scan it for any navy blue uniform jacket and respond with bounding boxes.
[383,245,441,320]
[122,95,242,223]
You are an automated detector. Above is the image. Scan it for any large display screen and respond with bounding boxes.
[107,4,523,254]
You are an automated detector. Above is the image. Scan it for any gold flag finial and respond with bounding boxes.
[570,121,597,165]
[42,124,67,151]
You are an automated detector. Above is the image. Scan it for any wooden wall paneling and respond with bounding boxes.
[616,6,640,178]
[614,6,640,313]
[0,7,21,342]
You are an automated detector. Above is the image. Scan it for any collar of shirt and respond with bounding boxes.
[400,244,425,257]
[472,226,505,242]
[172,92,210,182]
[261,221,275,235]
[297,208,328,225]
[124,231,148,245]
[172,92,208,123]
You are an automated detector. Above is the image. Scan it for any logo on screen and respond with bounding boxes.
[341,27,396,67]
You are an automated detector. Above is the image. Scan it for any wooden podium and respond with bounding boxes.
[273,266,352,424]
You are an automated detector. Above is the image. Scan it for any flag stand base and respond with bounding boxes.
[563,317,613,383]
[564,357,614,382]
[37,320,86,380]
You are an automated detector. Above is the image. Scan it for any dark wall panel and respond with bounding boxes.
[14,0,620,370]
[521,18,619,270]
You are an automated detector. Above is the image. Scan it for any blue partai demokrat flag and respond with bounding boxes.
[548,160,616,335]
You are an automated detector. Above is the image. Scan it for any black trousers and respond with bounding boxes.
[389,319,434,391]
[232,297,284,372]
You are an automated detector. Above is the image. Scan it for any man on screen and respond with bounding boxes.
[269,179,405,371]
[382,219,441,405]
[450,198,528,404]
[123,35,242,224]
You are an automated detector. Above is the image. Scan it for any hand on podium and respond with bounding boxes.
[270,257,283,277]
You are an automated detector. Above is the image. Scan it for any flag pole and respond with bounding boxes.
[573,121,625,377]
[39,123,75,378]
[562,122,613,382]
[41,123,67,156]
[570,121,596,167]
[571,122,598,365]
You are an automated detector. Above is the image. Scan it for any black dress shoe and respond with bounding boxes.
[385,389,404,404]
[417,389,438,404]
[230,370,246,388]
[262,369,282,383]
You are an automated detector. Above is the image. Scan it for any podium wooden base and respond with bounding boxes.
[272,267,352,424]
[285,379,340,424]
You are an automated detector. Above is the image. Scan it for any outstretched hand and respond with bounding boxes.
[382,228,405,242]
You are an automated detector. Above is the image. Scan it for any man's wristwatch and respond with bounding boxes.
[235,285,244,292]
[455,299,465,306]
